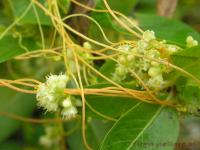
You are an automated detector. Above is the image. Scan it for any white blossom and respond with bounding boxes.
[61,106,77,119]
[186,36,198,48]
[143,30,156,42]
[83,41,92,49]
[36,74,68,112]
[147,74,164,89]
[118,44,131,51]
[39,136,52,148]
[62,97,73,108]
[112,29,184,90]
[39,126,60,148]
[148,67,162,77]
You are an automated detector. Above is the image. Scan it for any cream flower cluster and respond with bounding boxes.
[66,42,93,73]
[112,30,181,89]
[39,126,60,148]
[186,36,198,48]
[61,96,78,119]
[36,74,77,119]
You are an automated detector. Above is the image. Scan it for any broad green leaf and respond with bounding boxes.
[174,76,200,115]
[0,141,22,150]
[22,123,43,145]
[66,122,85,150]
[11,0,52,25]
[90,0,138,42]
[87,119,114,149]
[0,88,36,142]
[90,12,200,45]
[0,36,25,63]
[65,119,113,150]
[0,36,38,63]
[169,46,200,114]
[89,119,113,145]
[136,14,200,45]
[171,46,200,80]
[98,60,116,81]
[86,95,138,119]
[85,84,138,119]
[135,0,156,14]
[58,0,71,14]
[100,103,179,150]
[172,45,200,57]
[94,0,138,15]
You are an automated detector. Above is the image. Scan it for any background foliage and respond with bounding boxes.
[0,0,200,150]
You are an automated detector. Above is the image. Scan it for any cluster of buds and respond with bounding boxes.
[66,42,93,73]
[36,74,77,119]
[186,36,198,48]
[39,126,60,148]
[112,30,183,89]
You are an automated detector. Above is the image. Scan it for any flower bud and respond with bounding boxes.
[143,30,155,42]
[118,56,126,64]
[83,42,92,49]
[186,36,198,48]
[148,67,161,77]
[62,97,73,108]
[61,106,77,119]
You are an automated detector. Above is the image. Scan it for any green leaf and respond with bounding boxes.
[86,95,138,119]
[0,141,22,150]
[0,35,38,63]
[0,36,25,63]
[100,103,179,150]
[98,60,116,82]
[0,88,36,142]
[94,0,138,15]
[85,83,138,119]
[174,76,200,115]
[65,119,113,150]
[90,12,200,45]
[89,0,139,42]
[58,0,71,14]
[172,45,200,57]
[170,46,200,114]
[11,0,52,25]
[171,46,200,80]
[136,14,200,45]
[135,0,156,14]
[87,119,114,149]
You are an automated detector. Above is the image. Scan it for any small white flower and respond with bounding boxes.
[117,65,127,76]
[186,36,198,48]
[39,136,52,148]
[137,40,148,52]
[151,61,159,67]
[127,54,135,62]
[118,55,126,65]
[145,49,160,59]
[166,45,179,54]
[83,42,92,49]
[39,126,60,148]
[62,97,73,108]
[36,74,68,112]
[61,106,77,119]
[137,59,150,71]
[131,48,139,54]
[148,67,162,77]
[118,44,131,51]
[46,74,68,89]
[69,61,77,73]
[147,74,164,88]
[143,30,156,42]
[112,74,122,82]
[67,48,74,59]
